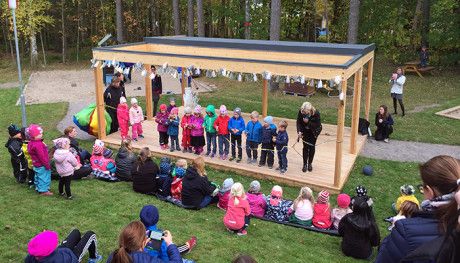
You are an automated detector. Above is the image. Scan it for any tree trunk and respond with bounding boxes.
[187,0,194,36]
[219,0,226,37]
[244,0,250,39]
[116,0,124,43]
[172,0,181,35]
[421,0,430,47]
[197,0,205,37]
[40,31,47,66]
[76,0,80,62]
[30,33,39,67]
[269,0,281,40]
[347,0,360,44]
[412,0,422,31]
[61,0,66,63]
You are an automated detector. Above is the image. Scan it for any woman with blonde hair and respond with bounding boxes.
[296,101,322,172]
[223,183,251,236]
[181,157,218,209]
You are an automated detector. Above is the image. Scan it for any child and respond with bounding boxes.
[181,106,193,153]
[171,166,186,200]
[338,196,380,259]
[21,127,35,186]
[228,107,245,163]
[214,105,230,160]
[204,104,217,157]
[27,124,53,196]
[331,193,352,230]
[6,124,27,183]
[167,97,176,113]
[419,46,429,68]
[155,104,169,149]
[289,186,314,226]
[172,158,188,177]
[90,140,117,181]
[274,120,289,174]
[167,107,180,152]
[129,98,144,141]
[244,111,262,164]
[117,96,129,140]
[53,138,81,199]
[223,183,251,236]
[388,200,419,231]
[157,157,173,198]
[394,184,419,213]
[312,190,332,229]
[259,116,277,168]
[190,105,205,155]
[246,180,266,217]
[351,185,373,208]
[264,185,292,222]
[217,178,234,210]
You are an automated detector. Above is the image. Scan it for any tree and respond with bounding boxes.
[172,0,181,35]
[269,0,281,40]
[244,0,250,39]
[187,0,194,36]
[420,0,430,47]
[347,0,360,44]
[61,0,65,63]
[197,0,204,37]
[115,0,124,43]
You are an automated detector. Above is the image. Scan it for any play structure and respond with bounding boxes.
[91,37,375,193]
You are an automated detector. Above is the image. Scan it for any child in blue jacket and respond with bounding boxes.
[259,116,277,169]
[244,111,262,164]
[157,157,173,198]
[228,107,245,163]
[166,107,181,152]
[274,120,289,174]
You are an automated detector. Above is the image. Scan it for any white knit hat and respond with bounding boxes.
[131,98,138,104]
[120,97,127,104]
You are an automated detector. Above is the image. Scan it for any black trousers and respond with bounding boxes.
[59,229,98,262]
[246,141,259,160]
[159,131,169,145]
[393,97,405,115]
[259,143,274,167]
[302,133,317,166]
[231,134,242,159]
[27,168,34,185]
[59,176,72,197]
[153,95,160,117]
[11,158,27,183]
[106,108,118,134]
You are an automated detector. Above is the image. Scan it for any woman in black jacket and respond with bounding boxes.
[339,196,380,259]
[181,157,217,209]
[296,102,322,172]
[115,139,137,181]
[131,147,159,195]
[374,105,394,143]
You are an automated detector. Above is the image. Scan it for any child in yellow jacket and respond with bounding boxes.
[393,184,419,212]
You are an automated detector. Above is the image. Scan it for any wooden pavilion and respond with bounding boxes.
[91,37,375,193]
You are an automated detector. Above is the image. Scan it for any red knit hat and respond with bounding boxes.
[317,190,330,204]
[337,193,351,208]
[93,139,104,155]
[27,230,59,258]
[160,104,167,111]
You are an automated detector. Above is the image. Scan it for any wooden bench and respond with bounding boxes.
[403,61,435,78]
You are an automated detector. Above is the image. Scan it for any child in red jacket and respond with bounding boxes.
[180,107,193,153]
[312,190,332,229]
[117,97,129,140]
[214,105,230,160]
[223,182,251,236]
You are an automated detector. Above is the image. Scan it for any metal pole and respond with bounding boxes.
[12,8,27,127]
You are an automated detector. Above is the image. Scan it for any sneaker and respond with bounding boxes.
[164,144,169,149]
[302,164,308,173]
[176,147,181,151]
[384,138,389,143]
[88,254,103,263]
[307,164,313,172]
[220,154,224,160]
[60,192,65,197]
[182,148,187,153]
[139,134,144,138]
[188,148,193,153]
[210,153,215,158]
[40,191,53,196]
[229,156,235,161]
[258,163,263,167]
[133,138,138,141]
[280,169,286,174]
[247,159,252,164]
[185,236,197,254]
[237,229,247,236]
[205,152,210,157]
[268,166,273,169]
[252,158,257,164]
[67,196,73,200]
[275,167,280,171]
[236,158,241,163]
[170,148,175,152]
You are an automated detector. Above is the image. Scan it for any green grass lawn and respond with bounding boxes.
[0,87,427,262]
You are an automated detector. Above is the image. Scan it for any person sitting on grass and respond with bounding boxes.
[246,180,266,218]
[288,186,314,226]
[170,166,186,201]
[387,200,419,231]
[115,139,137,182]
[393,184,420,213]
[312,190,332,229]
[157,157,173,198]
[90,140,117,181]
[139,205,197,262]
[264,185,292,222]
[331,193,352,230]
[25,229,102,263]
[63,126,91,164]
[217,178,234,210]
[224,182,252,236]
[131,147,159,195]
[107,221,181,263]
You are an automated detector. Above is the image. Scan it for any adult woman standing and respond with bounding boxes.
[151,65,163,117]
[181,157,217,209]
[390,67,406,116]
[374,105,394,143]
[375,155,460,263]
[131,147,159,195]
[296,102,322,172]
[104,78,126,133]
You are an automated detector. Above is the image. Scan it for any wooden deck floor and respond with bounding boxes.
[103,112,366,193]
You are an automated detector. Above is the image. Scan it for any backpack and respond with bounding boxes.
[358,118,370,136]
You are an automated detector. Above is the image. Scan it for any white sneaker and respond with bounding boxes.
[384,139,389,143]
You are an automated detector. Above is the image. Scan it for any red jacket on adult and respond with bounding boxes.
[312,203,332,229]
[214,115,230,135]
[223,195,251,230]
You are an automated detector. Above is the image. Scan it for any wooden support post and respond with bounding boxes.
[364,58,374,121]
[181,68,186,106]
[350,68,363,154]
[94,66,106,139]
[334,78,347,187]
[262,79,268,117]
[144,64,153,120]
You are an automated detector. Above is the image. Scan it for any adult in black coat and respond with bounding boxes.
[131,147,159,195]
[115,140,137,181]
[151,65,162,116]
[338,196,380,259]
[104,78,126,134]
[296,102,321,172]
[374,105,394,142]
[181,157,217,209]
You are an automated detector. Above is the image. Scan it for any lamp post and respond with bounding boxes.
[9,0,27,127]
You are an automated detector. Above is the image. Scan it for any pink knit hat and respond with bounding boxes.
[317,190,330,204]
[93,139,105,155]
[27,124,43,139]
[194,105,202,114]
[219,105,227,114]
[170,107,179,115]
[27,230,59,258]
[337,193,351,208]
[53,137,70,149]
[270,185,283,206]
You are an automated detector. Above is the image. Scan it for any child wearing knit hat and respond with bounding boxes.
[394,184,419,213]
[259,116,277,169]
[53,137,81,199]
[190,105,205,155]
[244,111,263,164]
[312,190,333,229]
[331,193,352,229]
[129,97,144,141]
[246,180,266,217]
[228,107,245,163]
[214,105,231,160]
[155,104,170,150]
[27,124,53,196]
[157,158,173,198]
[274,120,289,174]
[6,124,27,183]
[90,140,117,181]
[217,178,234,210]
[167,107,181,152]
[167,97,176,113]
[204,105,218,158]
[264,185,293,222]
[181,106,193,153]
[117,96,130,140]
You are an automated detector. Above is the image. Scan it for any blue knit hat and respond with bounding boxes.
[160,157,171,164]
[139,205,159,227]
[263,116,274,125]
[160,162,171,175]
[103,148,113,158]
[175,167,186,178]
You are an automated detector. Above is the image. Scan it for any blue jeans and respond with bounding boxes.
[206,132,217,154]
[199,195,218,208]
[277,150,288,170]
[33,166,51,193]
[218,134,230,155]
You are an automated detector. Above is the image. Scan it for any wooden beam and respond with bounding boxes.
[364,58,374,121]
[334,78,347,187]
[94,66,106,139]
[350,68,363,154]
[262,79,268,117]
[145,64,153,120]
[181,68,186,106]
[343,51,374,79]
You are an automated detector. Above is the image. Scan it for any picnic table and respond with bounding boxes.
[403,61,435,78]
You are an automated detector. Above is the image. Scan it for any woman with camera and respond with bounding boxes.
[296,102,322,172]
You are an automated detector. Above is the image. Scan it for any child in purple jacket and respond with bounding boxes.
[155,104,169,150]
[246,180,266,217]
[190,105,205,155]
[27,124,53,196]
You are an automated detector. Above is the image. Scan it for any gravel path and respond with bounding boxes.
[0,82,19,89]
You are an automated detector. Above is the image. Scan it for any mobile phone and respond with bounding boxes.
[148,230,163,241]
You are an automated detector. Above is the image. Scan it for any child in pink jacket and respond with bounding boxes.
[190,105,205,155]
[223,183,251,236]
[27,124,53,196]
[217,178,234,210]
[53,137,81,199]
[155,104,169,149]
[129,98,144,141]
[117,97,130,140]
[246,180,266,217]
